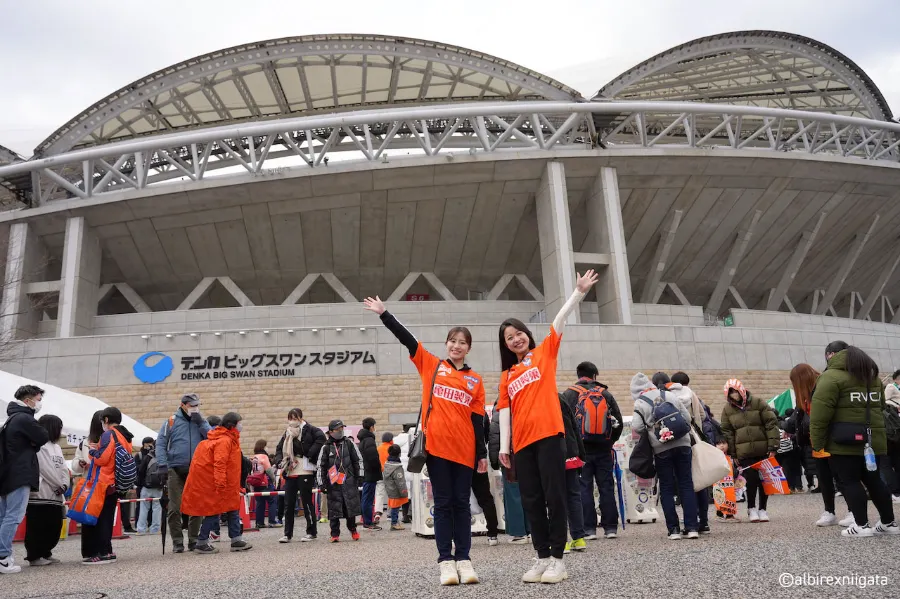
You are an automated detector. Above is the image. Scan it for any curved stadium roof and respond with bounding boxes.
[593,31,893,122]
[34,34,583,157]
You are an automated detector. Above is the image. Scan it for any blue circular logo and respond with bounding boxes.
[133,352,174,384]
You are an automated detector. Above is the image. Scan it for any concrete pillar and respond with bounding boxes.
[585,167,633,324]
[57,216,101,337]
[1,222,47,339]
[535,161,578,325]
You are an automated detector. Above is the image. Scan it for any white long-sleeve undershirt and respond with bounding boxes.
[499,287,586,454]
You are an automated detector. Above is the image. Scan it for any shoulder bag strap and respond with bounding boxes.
[422,362,441,432]
[505,370,514,452]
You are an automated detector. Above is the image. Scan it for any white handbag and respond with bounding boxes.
[690,430,730,491]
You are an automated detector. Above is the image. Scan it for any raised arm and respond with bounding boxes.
[552,270,599,335]
[364,296,419,356]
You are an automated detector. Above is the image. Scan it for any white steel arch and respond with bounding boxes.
[2,101,899,206]
[594,31,893,122]
[35,34,582,158]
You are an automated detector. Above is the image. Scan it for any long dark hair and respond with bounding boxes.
[845,346,879,385]
[498,318,536,372]
[88,410,104,444]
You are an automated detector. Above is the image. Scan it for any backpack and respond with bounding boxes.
[641,389,690,443]
[112,433,138,493]
[884,404,900,445]
[571,385,613,442]
[144,452,164,489]
[246,456,268,488]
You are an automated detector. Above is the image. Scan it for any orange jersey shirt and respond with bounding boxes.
[411,343,486,468]
[497,326,565,451]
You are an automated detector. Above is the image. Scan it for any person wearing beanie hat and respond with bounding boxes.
[631,372,697,540]
[135,436,162,535]
[720,378,779,523]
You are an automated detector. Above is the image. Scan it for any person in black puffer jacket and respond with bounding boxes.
[0,386,50,574]
[357,418,382,530]
[559,394,587,552]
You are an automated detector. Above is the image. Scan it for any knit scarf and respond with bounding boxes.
[282,421,302,469]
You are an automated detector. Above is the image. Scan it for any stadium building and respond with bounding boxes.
[1,31,899,443]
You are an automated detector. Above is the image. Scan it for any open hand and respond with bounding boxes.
[477,459,488,474]
[499,453,511,469]
[576,269,599,293]
[363,296,386,315]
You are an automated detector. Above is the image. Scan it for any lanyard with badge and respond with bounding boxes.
[328,442,347,485]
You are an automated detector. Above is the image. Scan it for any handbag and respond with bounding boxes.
[690,430,731,491]
[628,411,656,479]
[67,462,108,526]
[830,381,872,445]
[407,363,441,474]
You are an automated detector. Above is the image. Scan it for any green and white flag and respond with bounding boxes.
[767,389,796,416]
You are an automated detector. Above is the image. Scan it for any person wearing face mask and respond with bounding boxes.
[316,420,365,543]
[364,296,488,586]
[0,385,50,575]
[182,412,252,553]
[135,437,163,535]
[84,407,135,564]
[274,408,326,543]
[155,393,212,553]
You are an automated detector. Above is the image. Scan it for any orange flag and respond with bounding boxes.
[749,457,792,495]
[713,456,737,516]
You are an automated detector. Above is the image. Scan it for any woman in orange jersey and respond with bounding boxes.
[497,269,598,585]
[364,297,487,587]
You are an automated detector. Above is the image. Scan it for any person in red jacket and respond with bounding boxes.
[84,407,134,565]
[182,412,252,554]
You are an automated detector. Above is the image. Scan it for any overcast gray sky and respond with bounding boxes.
[0,0,897,156]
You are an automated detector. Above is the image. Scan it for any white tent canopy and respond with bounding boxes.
[0,369,156,447]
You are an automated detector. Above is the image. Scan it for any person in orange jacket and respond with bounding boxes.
[83,407,134,565]
[181,412,252,554]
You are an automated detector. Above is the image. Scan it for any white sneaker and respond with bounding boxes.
[748,508,760,523]
[523,558,550,583]
[757,510,770,523]
[892,494,900,504]
[488,537,499,547]
[685,530,700,539]
[605,531,618,539]
[456,560,479,584]
[0,556,21,574]
[842,523,874,538]
[667,531,682,540]
[836,491,843,497]
[279,536,291,543]
[839,514,856,527]
[816,512,838,527]
[874,520,900,535]
[301,534,316,542]
[540,558,568,584]
[509,535,529,544]
[440,561,459,585]
[583,533,598,541]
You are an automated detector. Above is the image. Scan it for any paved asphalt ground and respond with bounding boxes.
[2,493,898,599]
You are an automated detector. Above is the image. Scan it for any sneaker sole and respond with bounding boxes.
[541,573,569,584]
[230,546,253,552]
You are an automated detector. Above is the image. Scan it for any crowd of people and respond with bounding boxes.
[1,274,900,582]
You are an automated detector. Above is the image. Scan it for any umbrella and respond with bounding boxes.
[160,485,169,554]
[613,451,626,529]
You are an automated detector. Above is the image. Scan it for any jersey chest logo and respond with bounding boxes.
[463,375,479,391]
[508,367,541,399]
[433,383,474,407]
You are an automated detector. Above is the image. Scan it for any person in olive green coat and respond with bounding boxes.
[720,378,779,522]
[810,344,897,537]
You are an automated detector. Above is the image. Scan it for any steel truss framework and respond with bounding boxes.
[595,31,893,122]
[35,35,580,158]
[1,101,899,206]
